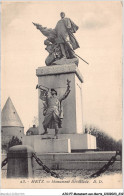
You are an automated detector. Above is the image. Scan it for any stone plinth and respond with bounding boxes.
[57,133,96,150]
[34,138,71,153]
[23,133,96,151]
[36,64,83,135]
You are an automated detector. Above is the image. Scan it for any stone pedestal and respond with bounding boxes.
[23,133,96,151]
[35,64,97,152]
[7,145,34,178]
[57,133,96,150]
[34,138,71,153]
[36,64,83,135]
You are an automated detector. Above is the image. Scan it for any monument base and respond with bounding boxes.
[34,138,71,153]
[51,133,96,150]
[23,133,96,151]
[36,64,84,135]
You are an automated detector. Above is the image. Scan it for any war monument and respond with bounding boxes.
[23,12,96,154]
[1,12,121,181]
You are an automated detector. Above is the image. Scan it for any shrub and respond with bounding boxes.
[84,125,122,151]
[8,136,22,149]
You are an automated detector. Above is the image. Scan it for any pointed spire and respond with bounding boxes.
[1,97,24,127]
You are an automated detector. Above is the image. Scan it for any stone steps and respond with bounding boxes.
[35,151,121,161]
[33,151,122,170]
[2,151,122,171]
[34,160,121,170]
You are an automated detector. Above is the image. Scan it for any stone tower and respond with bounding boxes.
[1,97,24,148]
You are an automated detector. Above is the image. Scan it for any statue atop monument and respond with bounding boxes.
[55,12,79,59]
[36,79,71,139]
[33,12,79,66]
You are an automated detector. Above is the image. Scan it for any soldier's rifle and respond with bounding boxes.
[66,43,89,65]
[73,52,89,65]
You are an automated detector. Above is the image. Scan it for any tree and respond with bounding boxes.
[8,136,22,149]
[84,125,122,151]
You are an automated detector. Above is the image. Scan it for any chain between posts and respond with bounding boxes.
[32,153,61,179]
[90,151,121,178]
[33,151,121,179]
[1,158,8,168]
[1,151,121,179]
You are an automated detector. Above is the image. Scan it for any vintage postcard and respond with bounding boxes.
[1,0,123,192]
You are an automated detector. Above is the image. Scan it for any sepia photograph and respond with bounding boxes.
[1,0,123,191]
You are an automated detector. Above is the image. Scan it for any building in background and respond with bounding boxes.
[26,125,39,136]
[1,97,24,152]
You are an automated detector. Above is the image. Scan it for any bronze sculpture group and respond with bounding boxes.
[35,12,80,138]
[33,12,79,66]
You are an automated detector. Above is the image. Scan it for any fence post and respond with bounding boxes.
[7,145,34,178]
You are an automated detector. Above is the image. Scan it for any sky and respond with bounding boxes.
[1,1,122,140]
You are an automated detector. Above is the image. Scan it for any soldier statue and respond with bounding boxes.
[33,12,80,66]
[36,80,71,139]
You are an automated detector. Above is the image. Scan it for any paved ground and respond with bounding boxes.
[2,169,122,179]
[1,169,122,189]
